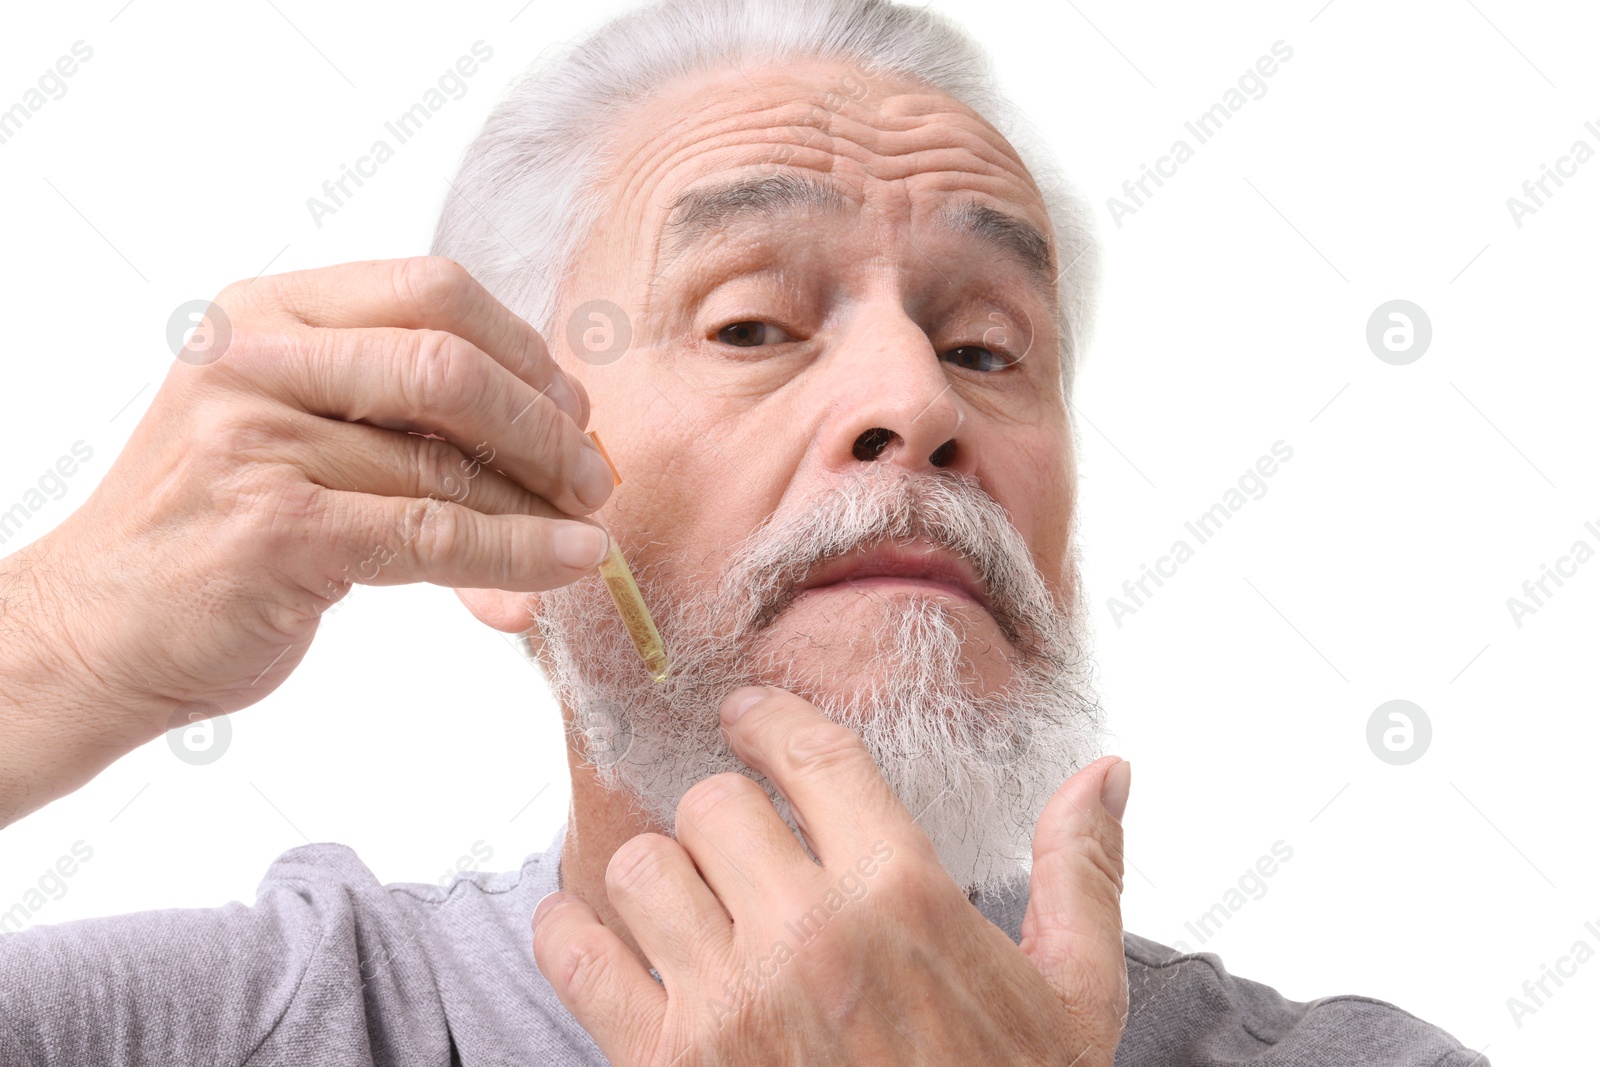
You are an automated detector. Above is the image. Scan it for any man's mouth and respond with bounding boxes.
[793,539,992,612]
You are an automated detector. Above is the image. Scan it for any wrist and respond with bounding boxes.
[16,526,173,728]
[0,533,170,825]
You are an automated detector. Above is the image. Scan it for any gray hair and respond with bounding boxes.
[431,0,1100,396]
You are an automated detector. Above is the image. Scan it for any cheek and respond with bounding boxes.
[585,360,792,586]
[988,438,1075,582]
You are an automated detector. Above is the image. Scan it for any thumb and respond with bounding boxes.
[1019,756,1131,1030]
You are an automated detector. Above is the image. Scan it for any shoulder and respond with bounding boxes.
[248,837,562,947]
[0,837,573,1066]
[1118,932,1486,1067]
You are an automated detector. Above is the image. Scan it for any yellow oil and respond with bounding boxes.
[587,429,668,682]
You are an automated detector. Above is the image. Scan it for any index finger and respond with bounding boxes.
[245,256,587,425]
[717,686,931,869]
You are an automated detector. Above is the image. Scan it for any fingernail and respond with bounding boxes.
[1101,759,1131,823]
[722,685,768,723]
[552,522,609,569]
[573,445,616,509]
[545,373,581,423]
[532,890,567,928]
[585,431,622,486]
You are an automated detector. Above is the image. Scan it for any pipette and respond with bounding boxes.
[586,430,669,682]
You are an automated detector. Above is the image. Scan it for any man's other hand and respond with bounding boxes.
[533,685,1130,1066]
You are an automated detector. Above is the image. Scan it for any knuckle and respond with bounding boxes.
[185,408,300,529]
[414,436,466,501]
[394,255,470,319]
[263,477,325,542]
[218,272,287,321]
[1035,829,1124,912]
[407,329,476,423]
[518,387,571,468]
[403,495,463,567]
[189,402,278,462]
[776,720,866,778]
[212,278,251,316]
[858,852,931,906]
[1069,824,1126,892]
[546,927,613,1000]
[203,317,284,378]
[677,772,754,824]
[232,479,324,588]
[265,267,334,321]
[604,834,674,899]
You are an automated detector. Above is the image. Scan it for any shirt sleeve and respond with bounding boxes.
[0,844,453,1067]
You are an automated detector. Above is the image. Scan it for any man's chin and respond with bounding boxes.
[548,554,1102,897]
[754,590,1022,696]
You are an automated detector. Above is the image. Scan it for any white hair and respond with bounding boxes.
[431,0,1100,397]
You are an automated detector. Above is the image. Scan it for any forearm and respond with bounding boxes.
[0,532,164,830]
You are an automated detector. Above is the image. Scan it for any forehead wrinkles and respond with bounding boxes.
[596,78,1047,268]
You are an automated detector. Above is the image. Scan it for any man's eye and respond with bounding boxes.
[715,321,792,347]
[942,345,1013,372]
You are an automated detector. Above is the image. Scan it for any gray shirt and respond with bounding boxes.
[0,829,1483,1065]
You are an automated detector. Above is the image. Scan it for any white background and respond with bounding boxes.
[1,1,1595,1063]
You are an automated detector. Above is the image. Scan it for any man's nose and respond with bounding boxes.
[850,425,956,467]
[823,308,972,477]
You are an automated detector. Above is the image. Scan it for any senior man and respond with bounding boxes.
[0,0,1479,1064]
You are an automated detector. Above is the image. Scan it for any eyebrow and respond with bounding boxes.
[659,172,846,267]
[933,199,1056,292]
[656,172,1057,294]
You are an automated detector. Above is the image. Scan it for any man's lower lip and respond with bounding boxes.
[797,576,983,607]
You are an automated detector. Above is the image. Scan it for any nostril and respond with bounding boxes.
[929,439,957,467]
[853,427,897,461]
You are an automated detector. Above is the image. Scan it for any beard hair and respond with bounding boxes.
[527,462,1105,896]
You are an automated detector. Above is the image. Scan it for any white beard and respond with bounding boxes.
[528,463,1105,896]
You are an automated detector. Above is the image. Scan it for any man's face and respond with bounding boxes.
[561,59,1074,685]
[529,59,1100,892]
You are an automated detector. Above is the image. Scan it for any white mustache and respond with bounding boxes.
[707,462,1069,663]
